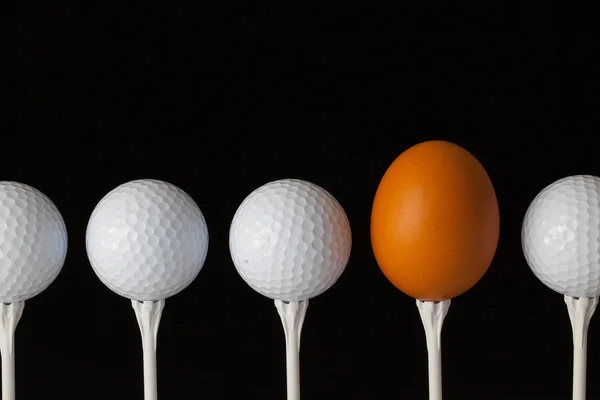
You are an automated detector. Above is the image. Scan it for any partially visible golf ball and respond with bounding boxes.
[522,175,600,297]
[229,179,352,302]
[0,182,68,303]
[86,179,209,301]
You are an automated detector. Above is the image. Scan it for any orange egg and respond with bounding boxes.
[370,140,499,301]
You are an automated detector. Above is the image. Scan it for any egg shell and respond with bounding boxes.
[370,140,500,301]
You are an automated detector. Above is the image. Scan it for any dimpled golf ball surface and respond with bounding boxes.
[229,179,352,302]
[0,182,68,303]
[522,175,600,297]
[86,179,209,301]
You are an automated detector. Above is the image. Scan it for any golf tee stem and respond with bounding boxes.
[0,302,24,400]
[133,300,165,400]
[565,295,598,400]
[275,299,308,400]
[417,299,450,400]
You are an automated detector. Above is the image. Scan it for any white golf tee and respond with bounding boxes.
[417,299,450,400]
[0,302,24,400]
[275,299,308,400]
[133,299,165,400]
[565,295,598,400]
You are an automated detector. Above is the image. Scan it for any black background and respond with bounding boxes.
[3,3,600,400]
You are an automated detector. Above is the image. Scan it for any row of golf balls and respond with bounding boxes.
[0,175,597,306]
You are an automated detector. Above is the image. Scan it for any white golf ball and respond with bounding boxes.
[0,182,68,303]
[229,179,352,302]
[86,179,209,301]
[522,175,600,297]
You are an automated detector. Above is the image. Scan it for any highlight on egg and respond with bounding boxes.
[370,140,500,301]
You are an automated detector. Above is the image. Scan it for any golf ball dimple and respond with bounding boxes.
[229,179,352,302]
[522,175,600,297]
[86,179,209,301]
[0,182,68,303]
